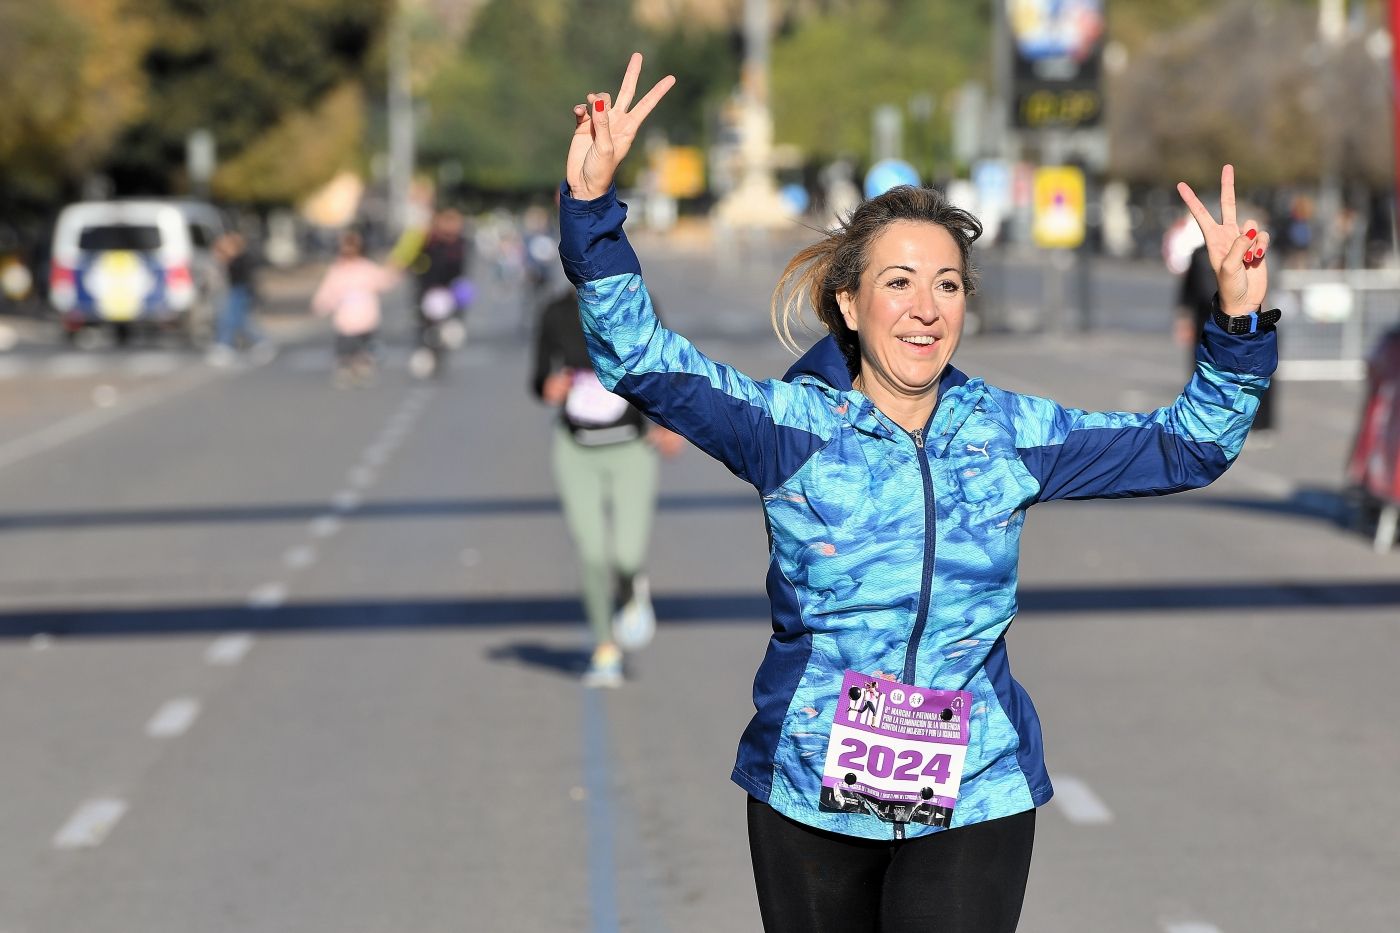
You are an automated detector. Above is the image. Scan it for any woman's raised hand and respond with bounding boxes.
[567,53,675,202]
[1177,164,1271,318]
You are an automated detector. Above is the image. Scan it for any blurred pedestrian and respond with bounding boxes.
[311,230,398,388]
[400,207,474,379]
[208,231,265,365]
[533,285,683,687]
[1177,242,1274,439]
[559,55,1279,932]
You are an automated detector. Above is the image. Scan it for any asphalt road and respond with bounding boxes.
[0,238,1396,933]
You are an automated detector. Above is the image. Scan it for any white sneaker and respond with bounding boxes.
[612,575,655,651]
[582,644,624,688]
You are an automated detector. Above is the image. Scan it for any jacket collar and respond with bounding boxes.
[783,336,976,448]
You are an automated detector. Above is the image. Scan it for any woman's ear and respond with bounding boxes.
[836,290,858,331]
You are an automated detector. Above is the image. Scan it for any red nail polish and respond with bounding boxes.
[1246,228,1257,239]
[594,100,605,113]
[1244,252,1252,263]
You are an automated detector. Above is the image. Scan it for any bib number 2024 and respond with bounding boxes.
[836,736,952,785]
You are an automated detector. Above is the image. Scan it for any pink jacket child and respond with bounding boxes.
[311,256,399,336]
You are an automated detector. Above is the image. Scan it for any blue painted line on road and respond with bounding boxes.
[582,686,620,933]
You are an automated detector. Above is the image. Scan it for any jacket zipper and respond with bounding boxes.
[902,423,937,686]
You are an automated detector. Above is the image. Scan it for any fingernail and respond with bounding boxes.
[1257,248,1266,259]
[1246,228,1257,239]
[1244,251,1254,263]
[594,100,605,113]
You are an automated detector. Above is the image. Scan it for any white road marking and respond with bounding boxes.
[283,545,317,570]
[52,798,128,849]
[362,445,392,467]
[0,365,219,473]
[1164,924,1223,933]
[124,353,181,377]
[347,466,376,488]
[145,698,201,738]
[48,355,103,379]
[205,633,253,666]
[1050,774,1113,824]
[247,582,287,609]
[332,489,361,512]
[30,632,53,650]
[0,357,27,379]
[308,515,342,538]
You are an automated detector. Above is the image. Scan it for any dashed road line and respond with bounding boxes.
[332,490,362,512]
[145,698,201,738]
[283,544,317,570]
[1164,923,1223,933]
[52,798,128,850]
[308,515,342,538]
[347,466,376,489]
[247,582,287,609]
[205,633,254,666]
[1050,774,1113,824]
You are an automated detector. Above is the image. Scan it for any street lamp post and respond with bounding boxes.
[387,0,416,235]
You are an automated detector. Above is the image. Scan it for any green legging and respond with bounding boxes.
[552,428,659,646]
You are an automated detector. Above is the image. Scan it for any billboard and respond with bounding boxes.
[1008,0,1105,130]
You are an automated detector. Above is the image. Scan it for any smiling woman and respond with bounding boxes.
[770,190,982,432]
[558,52,1280,933]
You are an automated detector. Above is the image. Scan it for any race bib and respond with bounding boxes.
[564,370,630,426]
[819,670,972,827]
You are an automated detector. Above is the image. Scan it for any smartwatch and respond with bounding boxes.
[1212,296,1281,335]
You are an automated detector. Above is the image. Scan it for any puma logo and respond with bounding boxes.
[965,441,991,458]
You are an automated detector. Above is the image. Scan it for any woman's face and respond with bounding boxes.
[836,220,966,407]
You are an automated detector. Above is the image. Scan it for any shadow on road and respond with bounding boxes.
[2,577,1398,641]
[0,493,759,532]
[486,641,592,680]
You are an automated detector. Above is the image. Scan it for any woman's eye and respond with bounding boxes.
[937,280,962,294]
[885,277,910,289]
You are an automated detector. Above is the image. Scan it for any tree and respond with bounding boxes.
[1107,0,1392,189]
[421,0,735,196]
[768,0,989,172]
[0,0,148,208]
[103,0,390,200]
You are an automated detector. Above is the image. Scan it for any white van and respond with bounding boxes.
[49,200,227,345]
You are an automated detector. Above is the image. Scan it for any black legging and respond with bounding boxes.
[747,796,1035,933]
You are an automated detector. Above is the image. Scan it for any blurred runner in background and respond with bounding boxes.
[311,230,398,388]
[532,286,683,687]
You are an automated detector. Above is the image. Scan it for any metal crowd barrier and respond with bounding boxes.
[1273,268,1400,380]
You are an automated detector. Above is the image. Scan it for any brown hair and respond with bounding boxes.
[770,185,983,378]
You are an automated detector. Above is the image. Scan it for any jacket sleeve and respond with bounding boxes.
[1000,315,1277,503]
[557,184,831,494]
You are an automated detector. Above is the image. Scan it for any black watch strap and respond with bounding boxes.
[1212,297,1281,335]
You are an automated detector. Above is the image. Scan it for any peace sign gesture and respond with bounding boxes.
[1176,164,1271,318]
[567,53,676,202]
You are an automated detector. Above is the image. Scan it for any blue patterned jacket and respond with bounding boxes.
[559,186,1276,840]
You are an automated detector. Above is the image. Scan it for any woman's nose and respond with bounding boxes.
[909,290,939,323]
